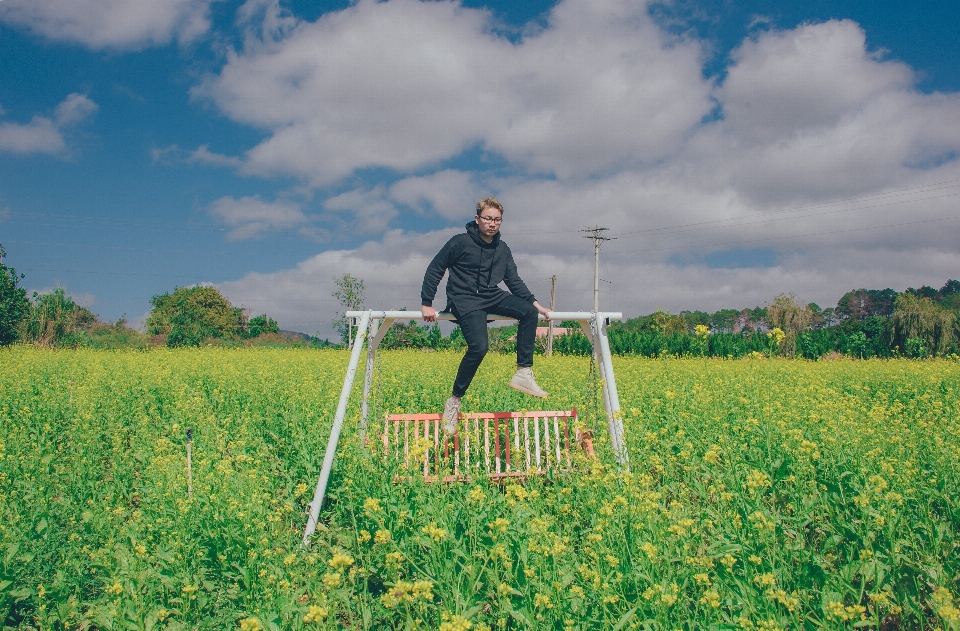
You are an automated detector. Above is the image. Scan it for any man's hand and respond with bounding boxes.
[532,301,551,318]
[422,305,438,322]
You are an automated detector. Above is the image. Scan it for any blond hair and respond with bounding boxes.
[476,197,504,215]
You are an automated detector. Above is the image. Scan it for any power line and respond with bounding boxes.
[509,178,960,236]
[618,190,960,238]
[605,213,960,255]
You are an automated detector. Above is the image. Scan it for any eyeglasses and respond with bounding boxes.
[477,215,503,224]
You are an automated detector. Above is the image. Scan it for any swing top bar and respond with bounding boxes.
[345,310,623,322]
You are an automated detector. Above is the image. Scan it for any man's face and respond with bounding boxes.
[476,207,503,239]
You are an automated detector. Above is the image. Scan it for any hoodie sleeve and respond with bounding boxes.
[421,237,455,306]
[502,247,536,303]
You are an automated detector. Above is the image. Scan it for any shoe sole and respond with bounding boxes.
[509,381,548,398]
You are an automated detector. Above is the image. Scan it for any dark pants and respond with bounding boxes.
[452,295,539,397]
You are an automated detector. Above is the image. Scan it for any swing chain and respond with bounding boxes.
[588,344,600,432]
[371,330,385,433]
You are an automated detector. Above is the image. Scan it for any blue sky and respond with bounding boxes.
[1,0,959,335]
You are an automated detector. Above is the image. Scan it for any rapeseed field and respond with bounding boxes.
[1,347,958,630]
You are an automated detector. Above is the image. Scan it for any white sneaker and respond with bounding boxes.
[442,396,461,434]
[509,367,548,398]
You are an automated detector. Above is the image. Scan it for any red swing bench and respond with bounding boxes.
[379,409,595,483]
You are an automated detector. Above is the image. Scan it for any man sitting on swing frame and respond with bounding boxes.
[421,196,552,433]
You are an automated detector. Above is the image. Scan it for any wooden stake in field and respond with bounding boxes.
[186,428,193,496]
[547,275,556,356]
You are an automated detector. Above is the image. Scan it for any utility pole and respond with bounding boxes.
[581,225,613,314]
[546,275,556,356]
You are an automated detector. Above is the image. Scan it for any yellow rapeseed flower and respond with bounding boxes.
[238,618,263,631]
[439,614,473,631]
[468,486,486,503]
[328,552,354,570]
[422,522,447,542]
[303,605,328,623]
[746,469,772,493]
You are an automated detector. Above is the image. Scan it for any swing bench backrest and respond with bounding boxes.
[379,409,595,482]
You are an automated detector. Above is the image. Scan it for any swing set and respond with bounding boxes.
[302,309,629,544]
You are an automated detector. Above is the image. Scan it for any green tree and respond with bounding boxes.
[245,314,280,338]
[680,310,710,333]
[0,245,30,345]
[649,309,686,336]
[146,285,245,347]
[332,273,365,347]
[836,288,898,320]
[766,293,813,357]
[20,288,96,347]
[709,309,740,333]
[891,292,955,357]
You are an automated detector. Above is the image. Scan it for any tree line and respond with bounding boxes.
[343,280,960,359]
[0,245,313,348]
[2,245,958,356]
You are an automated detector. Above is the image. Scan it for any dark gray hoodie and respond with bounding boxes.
[421,221,536,316]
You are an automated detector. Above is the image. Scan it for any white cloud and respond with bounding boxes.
[0,0,215,49]
[190,145,244,168]
[718,20,913,144]
[389,170,483,219]
[195,0,710,184]
[0,117,63,154]
[322,187,400,235]
[217,229,455,335]
[209,195,308,239]
[0,93,97,155]
[692,20,960,206]
[54,93,99,125]
[204,3,960,329]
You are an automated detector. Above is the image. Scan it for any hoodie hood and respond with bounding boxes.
[466,220,500,248]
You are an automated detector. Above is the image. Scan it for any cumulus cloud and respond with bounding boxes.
[0,93,97,155]
[719,20,913,144]
[204,2,960,329]
[195,0,710,184]
[388,170,483,219]
[693,20,960,206]
[209,195,309,239]
[0,0,215,49]
[217,229,455,334]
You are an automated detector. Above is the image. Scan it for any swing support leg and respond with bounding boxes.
[303,310,372,546]
[579,315,629,469]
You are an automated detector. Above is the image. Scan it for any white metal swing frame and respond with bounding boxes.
[302,309,629,544]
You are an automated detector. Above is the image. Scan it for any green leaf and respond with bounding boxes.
[613,607,638,631]
[510,609,533,626]
[463,604,483,619]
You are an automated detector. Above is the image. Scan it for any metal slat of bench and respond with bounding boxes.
[380,409,589,482]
